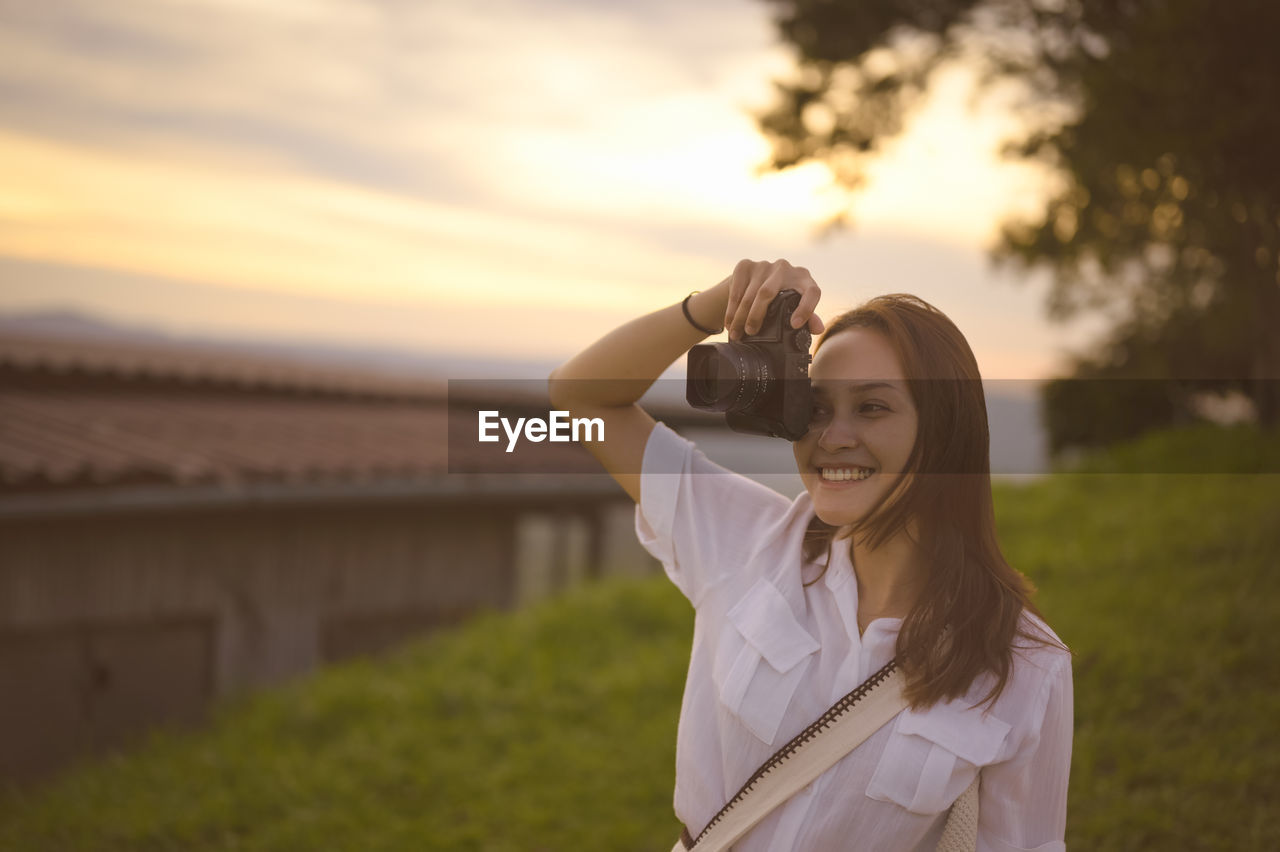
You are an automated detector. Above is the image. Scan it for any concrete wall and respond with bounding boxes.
[0,494,658,783]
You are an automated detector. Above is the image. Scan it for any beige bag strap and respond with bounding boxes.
[674,661,905,852]
[936,775,980,852]
[673,660,979,852]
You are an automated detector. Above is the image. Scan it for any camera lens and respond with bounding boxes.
[687,343,771,413]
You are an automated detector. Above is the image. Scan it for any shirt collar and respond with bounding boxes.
[822,530,904,648]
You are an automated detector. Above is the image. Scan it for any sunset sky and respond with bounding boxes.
[0,0,1105,378]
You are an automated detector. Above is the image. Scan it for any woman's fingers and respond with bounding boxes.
[728,262,774,339]
[742,263,793,334]
[723,259,822,340]
[791,277,823,330]
[723,259,754,337]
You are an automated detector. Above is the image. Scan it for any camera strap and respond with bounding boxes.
[672,658,979,852]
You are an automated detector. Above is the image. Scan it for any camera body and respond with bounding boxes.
[685,289,813,441]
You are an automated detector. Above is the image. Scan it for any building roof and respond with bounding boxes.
[1,389,452,492]
[0,330,602,502]
[0,329,446,400]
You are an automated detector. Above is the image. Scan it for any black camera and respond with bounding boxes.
[686,289,813,441]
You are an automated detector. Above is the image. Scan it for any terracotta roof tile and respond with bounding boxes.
[0,333,602,494]
[0,391,446,491]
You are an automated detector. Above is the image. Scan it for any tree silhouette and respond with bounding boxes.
[755,0,1280,436]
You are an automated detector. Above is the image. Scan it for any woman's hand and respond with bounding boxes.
[723,259,826,341]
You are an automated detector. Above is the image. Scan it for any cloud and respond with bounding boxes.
[0,128,733,315]
[0,0,1078,378]
[0,0,786,200]
[0,0,846,302]
[0,0,1045,243]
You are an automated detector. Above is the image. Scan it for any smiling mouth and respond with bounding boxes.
[818,466,876,482]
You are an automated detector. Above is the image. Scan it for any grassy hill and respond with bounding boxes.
[994,424,1280,850]
[2,424,1277,851]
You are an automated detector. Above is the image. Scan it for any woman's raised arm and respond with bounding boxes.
[547,259,824,502]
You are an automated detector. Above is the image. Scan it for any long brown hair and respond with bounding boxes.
[801,294,1065,710]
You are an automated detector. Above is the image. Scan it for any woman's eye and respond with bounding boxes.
[859,402,889,415]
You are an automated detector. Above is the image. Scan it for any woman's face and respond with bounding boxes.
[793,326,919,527]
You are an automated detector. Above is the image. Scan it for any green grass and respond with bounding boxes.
[994,424,1280,851]
[1,424,1277,850]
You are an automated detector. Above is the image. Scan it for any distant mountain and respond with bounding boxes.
[0,309,180,343]
[0,309,561,380]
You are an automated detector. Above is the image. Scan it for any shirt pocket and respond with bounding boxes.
[712,577,820,746]
[865,705,1011,815]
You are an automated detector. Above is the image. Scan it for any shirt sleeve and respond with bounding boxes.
[634,422,794,608]
[977,651,1074,852]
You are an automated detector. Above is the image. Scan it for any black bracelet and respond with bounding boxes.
[681,291,723,336]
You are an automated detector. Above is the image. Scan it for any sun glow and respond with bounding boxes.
[0,130,722,317]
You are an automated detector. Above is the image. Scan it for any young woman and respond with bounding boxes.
[548,259,1072,851]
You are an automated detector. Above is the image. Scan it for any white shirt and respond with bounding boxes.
[635,423,1072,851]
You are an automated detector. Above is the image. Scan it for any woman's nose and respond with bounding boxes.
[816,414,860,452]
